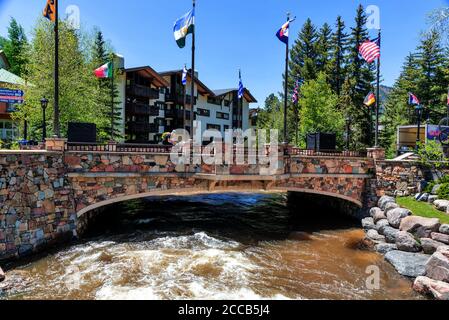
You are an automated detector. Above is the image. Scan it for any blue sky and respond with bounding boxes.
[0,0,447,106]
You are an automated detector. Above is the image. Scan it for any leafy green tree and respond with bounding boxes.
[329,16,349,95]
[1,17,29,76]
[298,72,344,147]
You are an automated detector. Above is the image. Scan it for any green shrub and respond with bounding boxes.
[437,183,449,200]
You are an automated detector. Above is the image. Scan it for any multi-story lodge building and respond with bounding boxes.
[117,59,257,144]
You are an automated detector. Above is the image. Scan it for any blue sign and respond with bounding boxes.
[0,88,24,104]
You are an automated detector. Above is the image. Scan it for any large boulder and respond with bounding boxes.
[366,229,386,242]
[385,251,430,278]
[421,238,449,255]
[384,202,399,215]
[426,247,449,282]
[413,276,449,300]
[440,224,449,235]
[434,200,449,212]
[362,217,376,231]
[387,208,412,228]
[431,233,449,245]
[428,195,438,204]
[380,226,400,244]
[400,216,441,239]
[375,243,398,255]
[417,193,430,202]
[396,231,422,253]
[373,211,387,224]
[370,207,383,218]
[378,196,396,210]
[375,219,390,232]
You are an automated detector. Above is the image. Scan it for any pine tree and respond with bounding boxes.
[104,53,123,141]
[329,16,349,96]
[315,23,333,76]
[346,4,376,148]
[1,18,28,76]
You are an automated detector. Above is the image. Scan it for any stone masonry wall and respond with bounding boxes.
[0,152,76,261]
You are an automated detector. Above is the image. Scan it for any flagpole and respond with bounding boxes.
[239,69,242,129]
[53,0,60,138]
[283,13,290,145]
[374,29,381,147]
[190,0,196,138]
[183,65,187,131]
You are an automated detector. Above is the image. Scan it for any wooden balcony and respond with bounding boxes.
[126,103,160,117]
[127,122,158,133]
[127,85,160,100]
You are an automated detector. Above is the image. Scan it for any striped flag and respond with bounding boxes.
[43,0,56,22]
[359,38,381,64]
[408,92,420,105]
[182,65,188,86]
[364,92,376,107]
[238,70,244,99]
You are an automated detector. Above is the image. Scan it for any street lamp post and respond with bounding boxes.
[345,116,352,151]
[41,98,49,142]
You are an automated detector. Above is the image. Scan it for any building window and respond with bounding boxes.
[224,100,231,107]
[216,112,229,120]
[207,124,221,131]
[197,108,210,117]
[0,120,18,140]
[224,125,229,131]
[207,97,221,105]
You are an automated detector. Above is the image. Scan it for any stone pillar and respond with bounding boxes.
[45,138,67,152]
[367,147,385,160]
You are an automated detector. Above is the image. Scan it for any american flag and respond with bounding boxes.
[359,38,381,64]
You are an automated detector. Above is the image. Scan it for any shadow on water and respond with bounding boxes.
[82,192,360,246]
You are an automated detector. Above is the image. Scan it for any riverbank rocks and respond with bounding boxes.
[434,200,449,212]
[431,233,449,245]
[413,276,449,300]
[378,196,396,210]
[375,219,390,232]
[425,247,449,283]
[440,225,449,235]
[387,208,412,228]
[0,267,4,282]
[421,238,449,255]
[380,226,400,244]
[375,243,398,254]
[370,207,383,218]
[385,251,430,278]
[428,195,438,204]
[366,229,386,242]
[384,202,399,214]
[399,216,441,239]
[373,211,387,224]
[362,217,376,231]
[396,231,422,253]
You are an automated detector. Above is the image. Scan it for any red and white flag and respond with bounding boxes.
[359,38,381,64]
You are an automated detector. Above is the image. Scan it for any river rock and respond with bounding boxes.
[369,207,383,218]
[396,231,422,253]
[384,202,399,215]
[426,247,449,282]
[375,243,398,255]
[385,251,430,278]
[413,276,449,300]
[421,238,449,255]
[366,229,386,242]
[440,224,449,235]
[380,226,400,244]
[378,196,396,210]
[434,200,449,212]
[387,208,412,228]
[400,216,441,239]
[375,219,390,232]
[431,233,449,245]
[428,195,438,204]
[373,211,387,224]
[418,193,430,202]
[0,267,4,283]
[362,217,376,231]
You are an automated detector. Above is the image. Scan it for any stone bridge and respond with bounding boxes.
[0,139,425,260]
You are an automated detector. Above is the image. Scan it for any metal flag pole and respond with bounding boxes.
[110,57,114,141]
[239,69,243,129]
[283,12,291,145]
[53,0,60,137]
[374,29,381,147]
[190,0,196,138]
[183,64,187,131]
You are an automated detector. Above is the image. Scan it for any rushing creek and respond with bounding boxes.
[0,193,424,300]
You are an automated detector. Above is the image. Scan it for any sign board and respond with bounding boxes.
[0,88,24,104]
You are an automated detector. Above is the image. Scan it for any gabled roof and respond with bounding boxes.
[213,88,258,103]
[159,69,215,97]
[124,66,169,88]
[0,68,26,86]
[0,51,10,70]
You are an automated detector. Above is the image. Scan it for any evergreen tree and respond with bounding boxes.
[346,4,376,148]
[315,23,333,76]
[1,18,29,76]
[329,16,349,96]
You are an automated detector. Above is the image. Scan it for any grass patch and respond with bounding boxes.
[397,197,449,224]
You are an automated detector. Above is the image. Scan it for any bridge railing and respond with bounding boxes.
[289,148,367,158]
[66,142,173,153]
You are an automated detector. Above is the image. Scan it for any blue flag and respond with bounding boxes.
[174,9,195,49]
[182,66,188,86]
[238,70,244,99]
